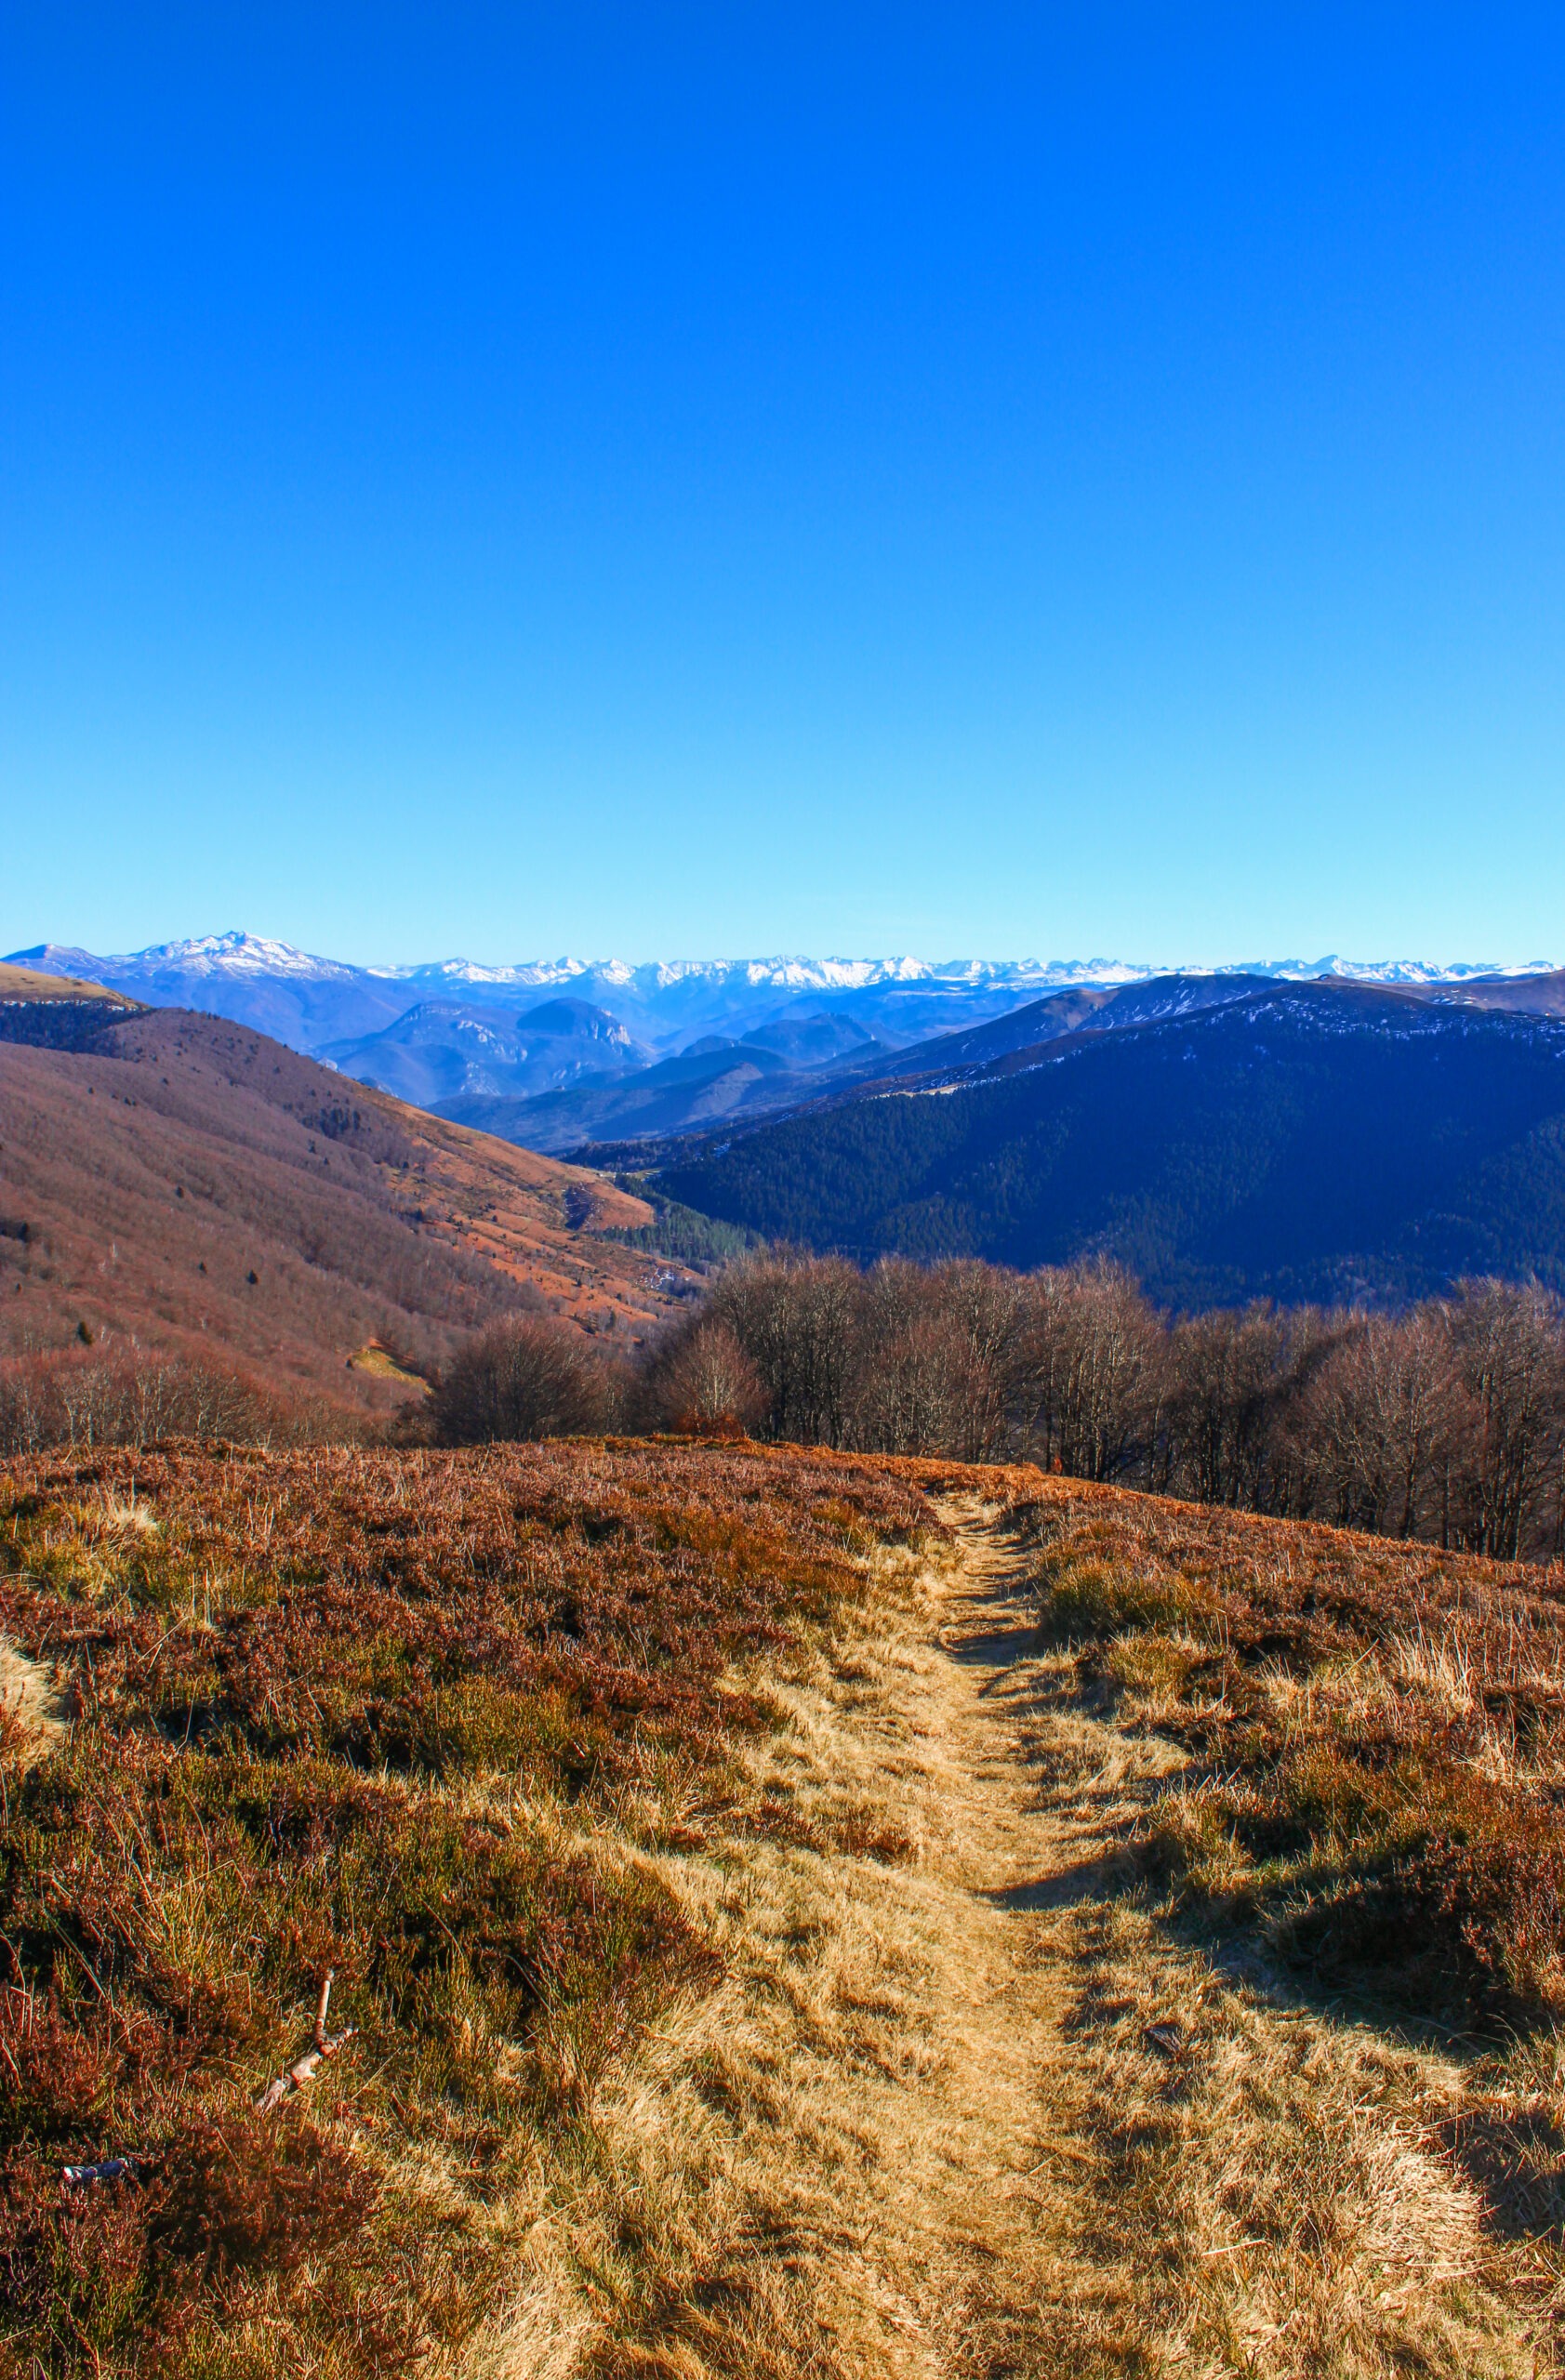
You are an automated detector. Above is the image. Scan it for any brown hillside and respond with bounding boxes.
[0,1006,683,1408]
[0,961,139,1005]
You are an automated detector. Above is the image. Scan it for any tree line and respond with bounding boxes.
[0,1349,315,1453]
[7,1250,1563,1565]
[432,1255,1565,1562]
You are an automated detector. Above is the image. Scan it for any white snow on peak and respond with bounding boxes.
[371,955,1173,993]
[10,937,1560,998]
[80,932,360,981]
[1304,955,1559,985]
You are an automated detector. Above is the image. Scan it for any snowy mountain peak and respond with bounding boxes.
[136,931,358,979]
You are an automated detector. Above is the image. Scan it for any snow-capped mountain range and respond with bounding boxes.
[7,932,1560,1060]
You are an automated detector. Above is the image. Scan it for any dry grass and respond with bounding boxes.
[0,1006,675,1419]
[532,1481,1558,2378]
[475,1522,1070,2380]
[0,1439,935,2377]
[345,1341,430,1388]
[985,1474,1565,2370]
[5,1443,1565,2376]
[1020,1894,1537,2375]
[1017,1480,1565,2019]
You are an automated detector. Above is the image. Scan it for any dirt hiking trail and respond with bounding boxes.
[492,1494,1546,2379]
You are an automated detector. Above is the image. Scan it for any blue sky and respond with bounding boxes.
[5,4,1565,965]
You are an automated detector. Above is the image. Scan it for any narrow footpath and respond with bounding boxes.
[498,1492,1542,2380]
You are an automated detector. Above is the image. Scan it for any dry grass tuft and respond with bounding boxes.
[1020,1895,1540,2376]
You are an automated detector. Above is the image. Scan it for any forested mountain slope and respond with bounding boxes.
[653,985,1565,1303]
[510,975,1300,1155]
[567,969,1565,1164]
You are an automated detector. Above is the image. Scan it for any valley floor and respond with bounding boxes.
[511,1494,1553,2378]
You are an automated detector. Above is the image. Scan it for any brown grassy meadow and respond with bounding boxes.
[1021,1478,1565,2024]
[0,1440,933,2377]
[10,1437,1565,2377]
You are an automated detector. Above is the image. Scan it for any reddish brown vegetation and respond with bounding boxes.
[0,1439,932,2374]
[428,1314,622,1445]
[0,1006,677,1421]
[1020,1475,1565,2020]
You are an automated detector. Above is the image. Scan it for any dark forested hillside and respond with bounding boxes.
[654,985,1565,1303]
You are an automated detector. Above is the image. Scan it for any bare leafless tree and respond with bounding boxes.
[1446,1281,1565,1557]
[622,1254,1565,1560]
[642,1317,766,1435]
[705,1252,864,1447]
[431,1316,620,1445]
[1013,1260,1160,1482]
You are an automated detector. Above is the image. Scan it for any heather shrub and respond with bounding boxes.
[0,1439,935,2373]
[1020,1482,1565,2019]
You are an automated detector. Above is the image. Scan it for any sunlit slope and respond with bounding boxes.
[0,1004,671,1403]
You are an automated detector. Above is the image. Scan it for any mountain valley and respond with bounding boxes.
[11,937,1565,1309]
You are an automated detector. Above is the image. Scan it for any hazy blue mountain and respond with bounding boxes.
[14,932,1560,1066]
[322,997,649,1108]
[442,1038,816,1156]
[738,1012,882,1065]
[7,937,1138,1054]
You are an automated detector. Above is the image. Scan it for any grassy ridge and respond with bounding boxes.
[1024,1482,1565,2021]
[0,1441,933,2376]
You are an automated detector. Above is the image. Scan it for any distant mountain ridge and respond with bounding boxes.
[320,998,651,1111]
[10,931,1559,1064]
[11,939,1565,1311]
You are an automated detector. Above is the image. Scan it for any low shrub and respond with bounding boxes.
[429,1315,622,1443]
[1021,1484,1565,2021]
[1037,1549,1214,1639]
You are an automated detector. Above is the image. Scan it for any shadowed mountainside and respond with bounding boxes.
[14,942,1565,1167]
[644,983,1565,1304]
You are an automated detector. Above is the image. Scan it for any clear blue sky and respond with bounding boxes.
[5,4,1565,965]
